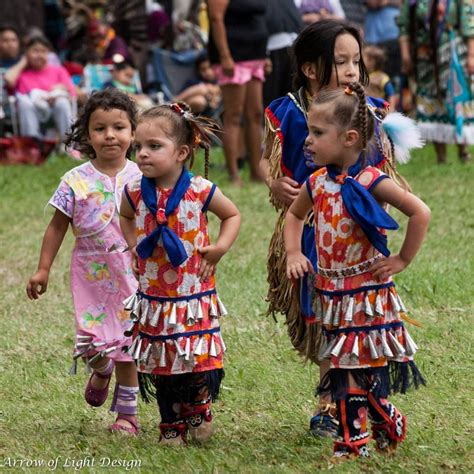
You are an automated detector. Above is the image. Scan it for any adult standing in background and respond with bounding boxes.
[398,0,474,163]
[207,0,268,184]
[264,0,302,107]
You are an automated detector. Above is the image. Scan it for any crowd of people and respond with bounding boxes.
[8,0,472,464]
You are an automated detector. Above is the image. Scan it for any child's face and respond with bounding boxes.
[88,108,133,162]
[305,105,347,168]
[363,53,376,73]
[0,30,20,59]
[113,66,135,86]
[134,118,189,184]
[198,60,215,82]
[325,33,361,91]
[26,43,49,70]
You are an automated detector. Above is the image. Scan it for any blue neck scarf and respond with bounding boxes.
[136,168,191,266]
[326,158,398,257]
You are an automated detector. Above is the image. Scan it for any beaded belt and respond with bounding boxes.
[317,256,381,279]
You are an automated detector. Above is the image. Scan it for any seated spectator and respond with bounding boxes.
[174,55,221,116]
[10,35,75,142]
[297,0,345,25]
[72,18,131,65]
[103,57,153,109]
[363,44,397,110]
[0,25,21,69]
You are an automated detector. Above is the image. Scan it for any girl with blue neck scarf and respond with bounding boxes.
[284,82,430,461]
[120,103,240,446]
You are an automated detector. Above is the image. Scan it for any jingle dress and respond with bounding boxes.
[123,174,227,380]
[48,160,141,368]
[307,165,424,391]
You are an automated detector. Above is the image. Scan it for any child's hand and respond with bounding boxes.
[26,269,49,300]
[270,176,300,206]
[198,245,226,282]
[369,254,408,281]
[286,251,314,280]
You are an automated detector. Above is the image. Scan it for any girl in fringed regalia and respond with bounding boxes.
[120,104,240,446]
[26,89,141,435]
[260,19,408,438]
[285,82,429,461]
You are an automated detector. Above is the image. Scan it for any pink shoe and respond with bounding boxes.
[84,362,114,407]
[109,414,139,435]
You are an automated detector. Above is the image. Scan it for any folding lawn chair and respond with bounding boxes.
[83,63,143,93]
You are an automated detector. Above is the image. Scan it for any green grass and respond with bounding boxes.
[0,146,473,473]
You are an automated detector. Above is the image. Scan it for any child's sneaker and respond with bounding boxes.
[309,403,339,438]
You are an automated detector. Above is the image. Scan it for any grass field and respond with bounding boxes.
[0,145,473,473]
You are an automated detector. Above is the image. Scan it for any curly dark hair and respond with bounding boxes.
[65,89,138,159]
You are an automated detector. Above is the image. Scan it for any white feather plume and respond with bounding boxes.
[381,112,425,164]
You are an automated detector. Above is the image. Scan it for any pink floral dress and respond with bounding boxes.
[307,166,420,371]
[124,175,227,376]
[49,160,141,368]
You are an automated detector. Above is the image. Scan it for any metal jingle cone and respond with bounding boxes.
[131,296,142,317]
[318,336,328,361]
[174,339,186,357]
[404,329,418,356]
[76,341,93,348]
[345,296,355,322]
[122,293,137,310]
[381,329,394,358]
[159,342,167,367]
[209,296,218,318]
[76,334,93,341]
[194,336,204,356]
[186,301,195,325]
[364,293,374,318]
[219,333,227,353]
[141,342,152,365]
[217,295,228,316]
[196,300,204,320]
[139,302,149,326]
[390,291,401,313]
[330,334,347,357]
[102,346,117,356]
[184,337,191,361]
[367,333,379,359]
[397,294,408,313]
[321,336,336,359]
[133,338,143,361]
[91,341,107,348]
[332,300,341,327]
[350,334,359,359]
[169,303,178,326]
[388,331,406,356]
[126,336,139,356]
[375,293,384,317]
[88,350,104,365]
[209,335,218,357]
[150,302,162,327]
[323,298,334,325]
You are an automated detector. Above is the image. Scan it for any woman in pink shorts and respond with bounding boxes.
[207,0,268,184]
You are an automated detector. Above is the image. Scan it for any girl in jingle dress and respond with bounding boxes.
[120,103,240,445]
[285,82,430,461]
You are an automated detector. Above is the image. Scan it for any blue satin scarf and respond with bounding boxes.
[326,158,398,257]
[136,168,191,266]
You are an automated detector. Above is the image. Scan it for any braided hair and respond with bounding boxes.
[137,103,220,179]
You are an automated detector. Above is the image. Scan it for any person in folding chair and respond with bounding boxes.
[8,35,75,145]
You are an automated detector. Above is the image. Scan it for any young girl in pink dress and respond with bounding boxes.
[120,103,240,445]
[26,89,141,435]
[285,82,430,461]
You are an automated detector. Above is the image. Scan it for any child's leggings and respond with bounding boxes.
[154,370,222,439]
[335,387,406,456]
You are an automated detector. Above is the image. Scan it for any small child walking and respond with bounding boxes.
[120,103,240,445]
[26,89,141,435]
[285,82,430,460]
